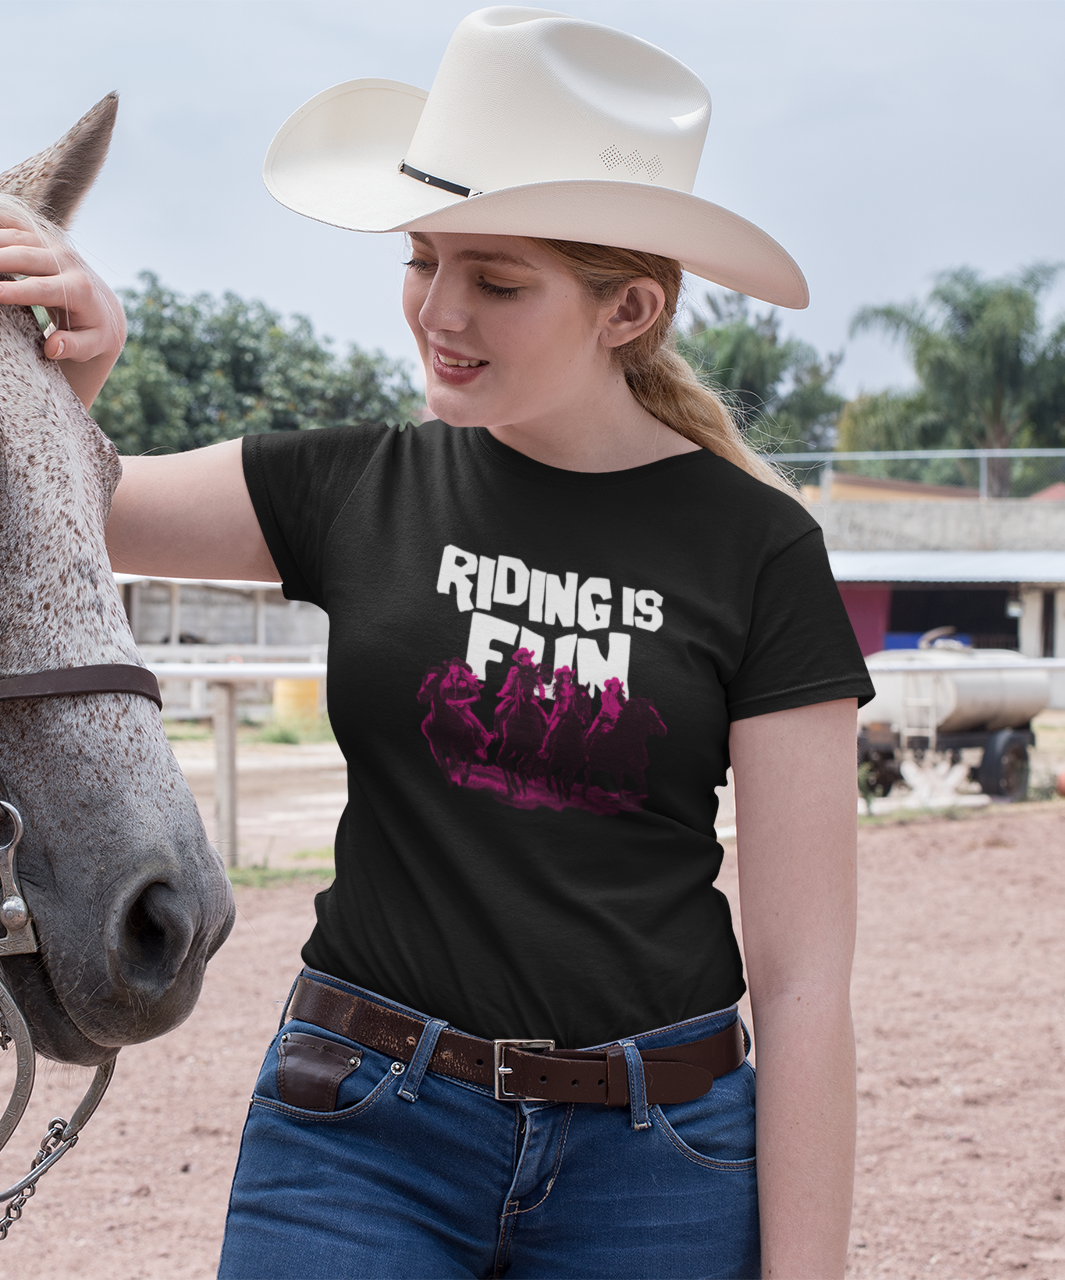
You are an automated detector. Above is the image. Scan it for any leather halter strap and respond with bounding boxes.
[0,664,162,709]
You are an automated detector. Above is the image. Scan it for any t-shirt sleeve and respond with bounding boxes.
[726,526,875,720]
[242,424,391,607]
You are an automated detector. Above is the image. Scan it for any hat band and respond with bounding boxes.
[399,160,481,199]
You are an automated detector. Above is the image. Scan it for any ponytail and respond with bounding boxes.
[537,238,799,499]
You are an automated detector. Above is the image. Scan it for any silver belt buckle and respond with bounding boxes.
[493,1038,555,1101]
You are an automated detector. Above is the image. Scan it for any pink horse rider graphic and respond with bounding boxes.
[417,658,492,786]
[417,651,667,813]
[492,649,547,800]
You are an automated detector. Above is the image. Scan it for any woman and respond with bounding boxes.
[0,9,873,1278]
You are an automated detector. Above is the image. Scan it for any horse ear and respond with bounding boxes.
[0,92,118,228]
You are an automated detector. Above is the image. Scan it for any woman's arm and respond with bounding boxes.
[107,441,279,582]
[729,698,859,1280]
[0,222,126,409]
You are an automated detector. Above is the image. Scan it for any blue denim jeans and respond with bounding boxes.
[218,971,758,1279]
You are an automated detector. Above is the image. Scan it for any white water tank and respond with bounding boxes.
[861,648,1050,734]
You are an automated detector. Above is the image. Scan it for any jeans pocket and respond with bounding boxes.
[652,1061,757,1170]
[249,1021,402,1123]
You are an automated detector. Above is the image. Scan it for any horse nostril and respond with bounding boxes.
[119,881,194,990]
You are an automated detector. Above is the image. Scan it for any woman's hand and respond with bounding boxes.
[0,220,126,410]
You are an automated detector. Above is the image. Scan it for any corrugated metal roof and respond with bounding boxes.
[828,550,1065,583]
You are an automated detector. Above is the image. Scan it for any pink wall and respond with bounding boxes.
[838,585,892,656]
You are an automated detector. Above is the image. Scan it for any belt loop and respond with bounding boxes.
[278,972,303,1031]
[619,1039,651,1131]
[397,1018,448,1103]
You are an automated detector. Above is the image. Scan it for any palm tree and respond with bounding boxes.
[850,265,1064,496]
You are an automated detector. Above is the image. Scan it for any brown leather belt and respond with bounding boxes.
[286,974,746,1107]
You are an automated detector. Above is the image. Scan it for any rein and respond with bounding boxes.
[0,662,163,1237]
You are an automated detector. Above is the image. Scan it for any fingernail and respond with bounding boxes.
[54,340,65,358]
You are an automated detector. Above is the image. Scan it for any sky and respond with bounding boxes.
[3,0,1063,400]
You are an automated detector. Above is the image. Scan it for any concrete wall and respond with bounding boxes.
[129,582,328,647]
[810,501,1065,552]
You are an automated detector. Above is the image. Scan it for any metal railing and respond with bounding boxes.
[771,448,1065,500]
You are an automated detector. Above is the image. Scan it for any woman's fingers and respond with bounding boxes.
[0,244,66,277]
[0,225,47,247]
[0,219,126,402]
[0,255,124,367]
[42,328,112,363]
[0,272,94,310]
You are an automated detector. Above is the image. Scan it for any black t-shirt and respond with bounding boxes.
[244,421,873,1048]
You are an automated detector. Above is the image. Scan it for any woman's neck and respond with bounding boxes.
[484,374,699,474]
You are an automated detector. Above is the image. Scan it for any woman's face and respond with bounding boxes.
[402,231,611,429]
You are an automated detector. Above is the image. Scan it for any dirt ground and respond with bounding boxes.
[0,748,1062,1277]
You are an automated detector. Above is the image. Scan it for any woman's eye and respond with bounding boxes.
[478,279,521,299]
[403,257,435,273]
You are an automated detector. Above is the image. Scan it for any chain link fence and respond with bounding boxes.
[771,449,1065,500]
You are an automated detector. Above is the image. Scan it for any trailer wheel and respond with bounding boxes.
[977,730,1030,801]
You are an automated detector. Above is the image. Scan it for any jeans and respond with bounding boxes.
[218,970,759,1280]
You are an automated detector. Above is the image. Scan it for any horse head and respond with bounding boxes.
[0,97,234,1066]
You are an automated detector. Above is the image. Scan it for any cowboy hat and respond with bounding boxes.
[263,6,809,308]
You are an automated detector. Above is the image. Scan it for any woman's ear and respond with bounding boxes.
[599,278,666,349]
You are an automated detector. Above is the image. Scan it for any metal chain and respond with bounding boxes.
[0,1118,75,1240]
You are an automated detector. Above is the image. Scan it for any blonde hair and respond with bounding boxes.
[536,238,798,498]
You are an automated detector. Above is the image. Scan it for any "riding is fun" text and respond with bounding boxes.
[436,543,664,695]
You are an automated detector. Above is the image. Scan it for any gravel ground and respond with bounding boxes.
[0,776,1061,1277]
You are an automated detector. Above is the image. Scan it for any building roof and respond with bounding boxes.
[1029,482,1065,502]
[828,550,1065,584]
[808,473,980,503]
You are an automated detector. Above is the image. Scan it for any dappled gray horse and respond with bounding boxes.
[0,97,234,1069]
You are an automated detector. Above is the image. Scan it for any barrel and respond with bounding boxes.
[272,677,321,726]
[860,649,1050,734]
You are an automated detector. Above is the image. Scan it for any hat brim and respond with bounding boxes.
[264,79,809,310]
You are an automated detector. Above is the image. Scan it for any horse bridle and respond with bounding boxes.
[0,663,162,1237]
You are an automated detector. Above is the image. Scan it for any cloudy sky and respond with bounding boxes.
[3,0,1063,398]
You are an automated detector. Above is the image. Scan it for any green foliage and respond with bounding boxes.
[677,291,844,454]
[254,714,336,745]
[856,762,876,816]
[834,390,977,485]
[256,721,302,745]
[227,865,334,888]
[94,272,423,454]
[849,265,1065,493]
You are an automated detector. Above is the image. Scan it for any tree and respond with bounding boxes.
[835,390,966,486]
[677,291,844,455]
[93,273,422,454]
[849,264,1065,495]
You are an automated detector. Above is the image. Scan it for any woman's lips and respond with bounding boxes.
[432,350,488,386]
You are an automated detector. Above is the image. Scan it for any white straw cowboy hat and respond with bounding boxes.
[264,5,809,309]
